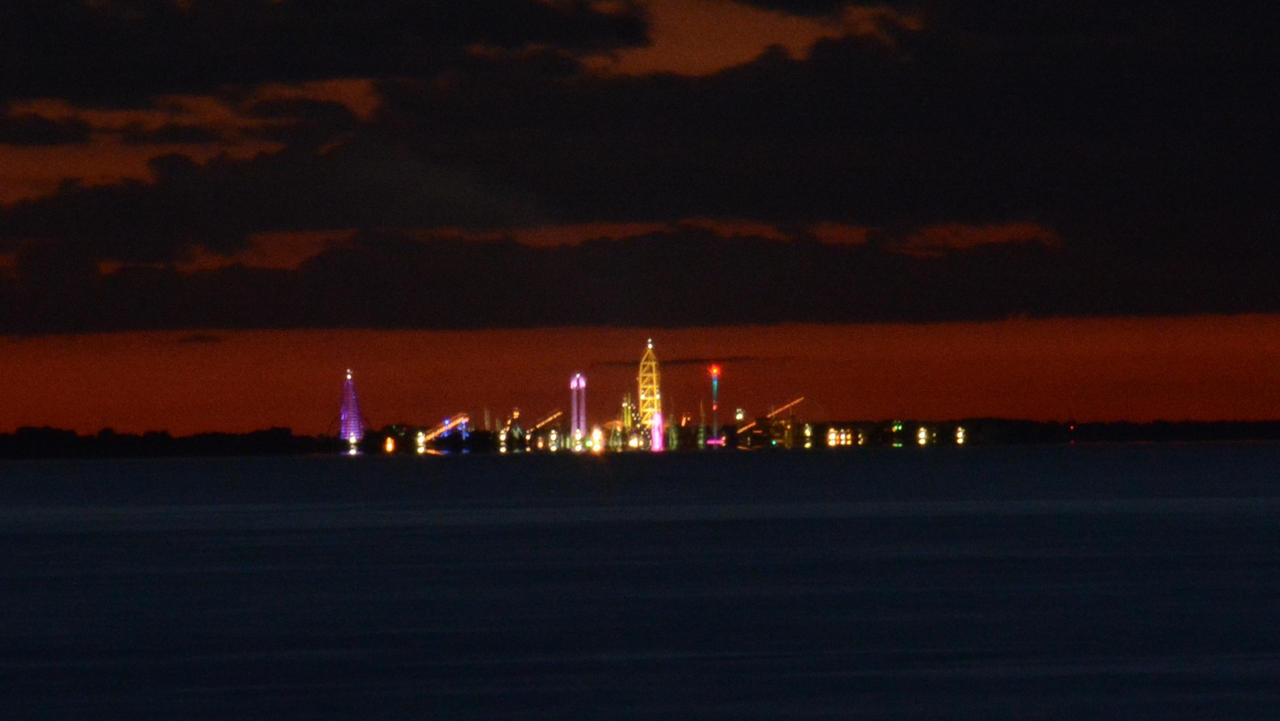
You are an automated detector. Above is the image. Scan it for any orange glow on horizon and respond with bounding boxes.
[2,316,1278,436]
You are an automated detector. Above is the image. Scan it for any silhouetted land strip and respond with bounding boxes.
[3,421,1280,459]
[0,427,329,459]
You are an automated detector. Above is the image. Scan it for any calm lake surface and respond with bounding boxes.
[3,445,1279,719]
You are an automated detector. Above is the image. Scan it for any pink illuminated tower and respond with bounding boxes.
[339,369,365,448]
[569,373,587,443]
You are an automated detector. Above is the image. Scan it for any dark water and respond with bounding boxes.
[2,445,1279,719]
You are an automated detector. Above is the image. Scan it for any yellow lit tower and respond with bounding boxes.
[637,338,664,450]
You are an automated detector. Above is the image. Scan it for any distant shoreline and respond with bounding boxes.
[4,420,1280,459]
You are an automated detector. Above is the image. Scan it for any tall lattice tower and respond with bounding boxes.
[339,369,364,446]
[637,339,662,432]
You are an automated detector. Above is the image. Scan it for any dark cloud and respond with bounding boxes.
[120,123,224,145]
[920,1,1249,39]
[246,98,359,122]
[1,1,1277,332]
[731,1,851,15]
[0,156,253,263]
[242,98,360,146]
[0,112,92,145]
[2,226,1276,334]
[0,0,648,104]
[364,14,1276,257]
[0,135,544,263]
[10,2,1272,249]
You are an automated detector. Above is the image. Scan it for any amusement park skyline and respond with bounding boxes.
[2,3,1278,433]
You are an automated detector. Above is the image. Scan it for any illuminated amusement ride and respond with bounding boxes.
[338,369,365,454]
[638,339,663,451]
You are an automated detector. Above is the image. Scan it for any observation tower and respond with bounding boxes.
[570,373,587,448]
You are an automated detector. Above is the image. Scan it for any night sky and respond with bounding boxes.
[2,1,1278,433]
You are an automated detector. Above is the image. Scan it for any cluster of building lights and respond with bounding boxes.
[826,427,865,447]
[500,428,610,454]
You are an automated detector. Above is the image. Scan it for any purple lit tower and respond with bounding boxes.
[339,369,365,447]
[570,373,587,443]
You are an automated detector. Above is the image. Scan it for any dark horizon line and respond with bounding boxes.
[10,418,1280,436]
[5,419,1280,461]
